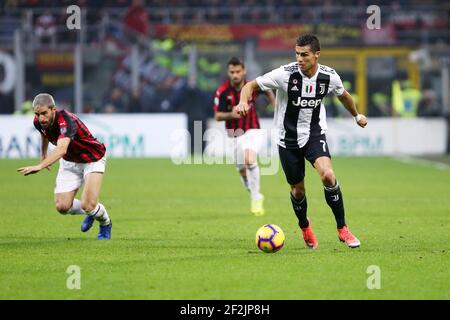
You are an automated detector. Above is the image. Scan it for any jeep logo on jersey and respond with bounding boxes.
[292,97,322,108]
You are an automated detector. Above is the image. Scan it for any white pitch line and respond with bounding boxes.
[393,156,450,171]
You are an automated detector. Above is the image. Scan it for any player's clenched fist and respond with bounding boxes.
[230,107,242,119]
[235,102,250,117]
[355,114,368,128]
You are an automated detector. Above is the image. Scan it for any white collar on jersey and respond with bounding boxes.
[298,63,320,80]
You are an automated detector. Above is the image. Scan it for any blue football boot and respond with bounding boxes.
[98,221,112,240]
[81,215,95,232]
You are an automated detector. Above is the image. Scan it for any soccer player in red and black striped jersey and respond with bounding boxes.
[18,93,112,240]
[213,57,276,216]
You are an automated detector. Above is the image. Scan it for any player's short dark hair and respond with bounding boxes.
[296,34,321,52]
[32,93,55,109]
[227,57,245,68]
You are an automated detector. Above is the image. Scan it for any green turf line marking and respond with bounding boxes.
[392,156,450,171]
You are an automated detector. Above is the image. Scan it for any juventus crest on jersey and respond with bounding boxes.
[256,62,345,149]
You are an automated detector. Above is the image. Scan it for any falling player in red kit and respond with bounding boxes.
[214,57,276,216]
[17,93,112,240]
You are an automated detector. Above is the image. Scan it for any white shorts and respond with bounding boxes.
[54,156,107,194]
[232,129,264,170]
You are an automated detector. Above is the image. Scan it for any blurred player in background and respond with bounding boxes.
[235,34,368,248]
[17,93,112,240]
[214,57,276,216]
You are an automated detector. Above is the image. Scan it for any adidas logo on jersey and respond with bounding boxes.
[291,85,299,91]
[292,97,322,108]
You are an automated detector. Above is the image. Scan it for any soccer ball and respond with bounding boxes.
[255,224,285,253]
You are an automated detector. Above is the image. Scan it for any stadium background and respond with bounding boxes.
[1,0,449,158]
[0,0,449,301]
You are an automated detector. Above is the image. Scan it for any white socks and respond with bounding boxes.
[67,199,85,215]
[240,175,250,191]
[246,163,262,200]
[65,199,110,226]
[87,203,111,226]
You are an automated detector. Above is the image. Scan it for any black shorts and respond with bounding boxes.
[278,134,331,185]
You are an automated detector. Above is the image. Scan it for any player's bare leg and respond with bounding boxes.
[55,190,83,215]
[245,148,264,216]
[290,180,318,249]
[81,172,103,212]
[314,156,337,187]
[314,156,360,248]
[81,172,111,239]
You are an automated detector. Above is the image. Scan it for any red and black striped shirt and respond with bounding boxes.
[33,109,106,163]
[213,80,261,137]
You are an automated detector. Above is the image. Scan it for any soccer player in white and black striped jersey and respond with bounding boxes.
[235,34,368,249]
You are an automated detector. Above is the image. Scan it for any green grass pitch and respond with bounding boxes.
[1,157,449,299]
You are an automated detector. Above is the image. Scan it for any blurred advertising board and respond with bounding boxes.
[153,23,361,49]
[206,118,447,156]
[0,113,188,158]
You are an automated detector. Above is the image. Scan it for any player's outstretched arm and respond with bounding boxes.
[265,89,276,111]
[337,90,368,128]
[215,110,241,121]
[40,134,51,171]
[18,137,70,176]
[235,80,259,117]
